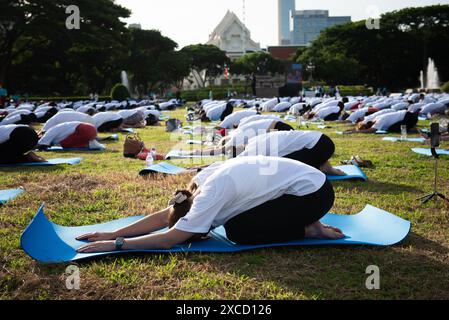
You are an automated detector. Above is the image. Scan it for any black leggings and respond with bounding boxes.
[323,112,340,121]
[283,134,335,169]
[0,127,39,164]
[16,113,37,125]
[274,122,294,131]
[224,179,335,245]
[97,119,123,132]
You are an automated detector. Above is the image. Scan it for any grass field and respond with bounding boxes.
[1,108,448,300]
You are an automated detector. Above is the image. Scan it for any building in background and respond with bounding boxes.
[268,45,301,61]
[207,10,261,60]
[278,0,296,45]
[291,10,351,46]
[128,23,142,30]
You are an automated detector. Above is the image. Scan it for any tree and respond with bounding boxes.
[295,5,449,89]
[180,44,230,88]
[127,29,182,96]
[1,0,131,95]
[231,52,285,76]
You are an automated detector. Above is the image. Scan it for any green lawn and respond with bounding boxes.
[1,109,448,300]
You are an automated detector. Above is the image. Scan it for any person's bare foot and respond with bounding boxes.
[305,221,345,240]
[320,161,346,176]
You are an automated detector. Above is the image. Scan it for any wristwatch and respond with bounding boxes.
[115,237,125,251]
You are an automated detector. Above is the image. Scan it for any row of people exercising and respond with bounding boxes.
[76,156,344,253]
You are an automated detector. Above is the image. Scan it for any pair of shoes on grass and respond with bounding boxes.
[341,155,374,168]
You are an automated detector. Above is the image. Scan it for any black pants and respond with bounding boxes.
[16,113,37,125]
[283,134,335,169]
[323,112,340,121]
[0,127,39,164]
[37,108,58,123]
[274,122,294,131]
[97,119,123,132]
[224,179,335,245]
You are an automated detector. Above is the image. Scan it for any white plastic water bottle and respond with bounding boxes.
[151,147,157,158]
[146,152,154,167]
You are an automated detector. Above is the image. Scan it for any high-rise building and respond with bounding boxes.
[291,10,351,46]
[278,0,296,45]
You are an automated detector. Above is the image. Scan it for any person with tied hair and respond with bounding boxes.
[76,156,343,253]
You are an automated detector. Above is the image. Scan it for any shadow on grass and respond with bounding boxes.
[32,231,447,299]
[0,166,66,174]
[335,179,424,195]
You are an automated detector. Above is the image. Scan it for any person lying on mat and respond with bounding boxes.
[117,109,147,128]
[0,124,47,164]
[187,119,294,157]
[341,107,379,124]
[37,121,102,150]
[199,102,233,122]
[305,101,345,121]
[93,112,124,132]
[238,131,346,176]
[344,110,419,134]
[34,106,58,123]
[76,156,344,253]
[42,111,95,132]
[217,110,258,129]
[0,109,38,126]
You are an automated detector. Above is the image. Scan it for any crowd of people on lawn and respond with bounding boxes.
[2,92,449,253]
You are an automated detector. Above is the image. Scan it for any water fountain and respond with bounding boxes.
[425,58,440,90]
[419,70,424,90]
[121,70,130,91]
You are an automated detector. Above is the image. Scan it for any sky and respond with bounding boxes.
[115,0,448,49]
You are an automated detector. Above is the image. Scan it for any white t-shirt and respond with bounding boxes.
[261,98,279,112]
[0,124,28,144]
[239,115,281,127]
[273,102,292,112]
[315,106,340,120]
[43,111,94,131]
[76,105,96,114]
[363,109,396,123]
[313,100,340,112]
[93,112,122,128]
[205,104,226,121]
[174,156,326,233]
[225,119,278,148]
[219,110,258,129]
[118,109,141,119]
[239,131,323,158]
[420,103,445,115]
[348,107,369,123]
[408,103,425,113]
[392,102,409,111]
[289,103,306,115]
[38,121,83,146]
[372,110,406,130]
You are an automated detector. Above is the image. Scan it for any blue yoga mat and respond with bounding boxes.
[21,204,411,263]
[335,130,387,135]
[327,165,368,181]
[0,188,24,204]
[411,148,449,156]
[165,150,220,160]
[43,145,106,152]
[139,163,367,181]
[139,162,189,176]
[0,158,82,167]
[383,137,426,143]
